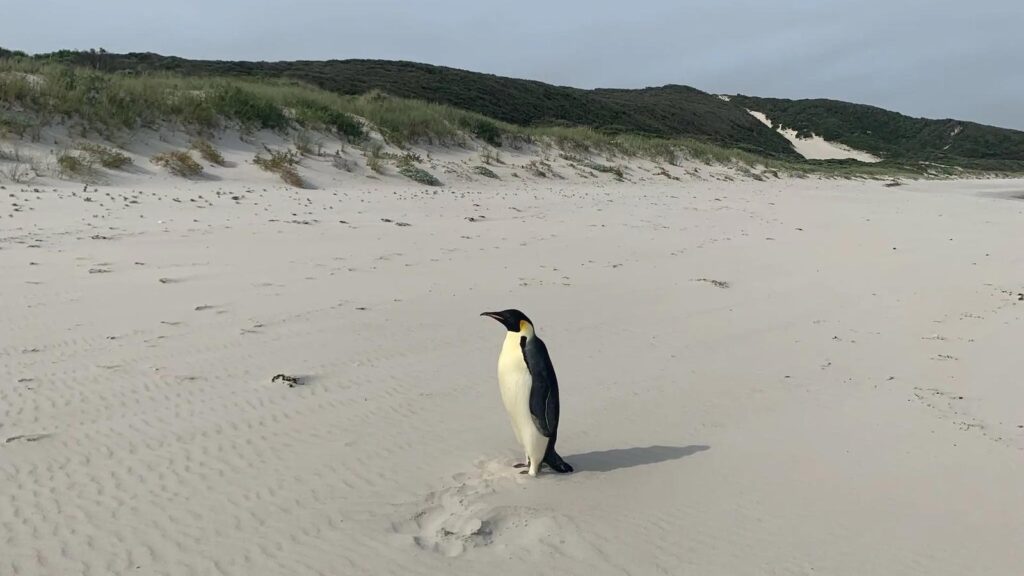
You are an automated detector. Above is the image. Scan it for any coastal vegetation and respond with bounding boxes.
[2,49,1022,176]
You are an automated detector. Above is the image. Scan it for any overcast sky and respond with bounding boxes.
[3,0,1022,129]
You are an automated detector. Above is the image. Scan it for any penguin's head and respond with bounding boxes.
[481,309,533,333]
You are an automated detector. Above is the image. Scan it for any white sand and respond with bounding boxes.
[748,110,883,162]
[2,131,1023,575]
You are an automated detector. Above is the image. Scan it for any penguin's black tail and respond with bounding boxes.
[543,435,574,473]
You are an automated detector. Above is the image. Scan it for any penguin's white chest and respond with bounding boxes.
[497,333,537,442]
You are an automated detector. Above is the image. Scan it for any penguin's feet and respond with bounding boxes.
[548,460,574,474]
[543,451,574,474]
[513,462,528,469]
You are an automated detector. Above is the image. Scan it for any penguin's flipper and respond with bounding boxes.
[521,336,560,437]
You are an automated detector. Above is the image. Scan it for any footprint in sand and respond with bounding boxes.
[391,459,584,558]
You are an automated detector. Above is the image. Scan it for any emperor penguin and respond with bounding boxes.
[481,309,573,476]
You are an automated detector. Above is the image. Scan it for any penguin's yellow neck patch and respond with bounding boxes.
[518,320,534,335]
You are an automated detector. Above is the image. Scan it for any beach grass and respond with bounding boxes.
[190,138,226,166]
[151,150,203,177]
[0,56,1010,178]
[253,147,303,187]
[76,142,132,169]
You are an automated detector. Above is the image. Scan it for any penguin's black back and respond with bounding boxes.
[520,335,560,437]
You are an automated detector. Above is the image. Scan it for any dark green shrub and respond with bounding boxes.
[472,165,499,179]
[470,119,503,147]
[294,102,364,140]
[396,155,442,185]
[211,85,288,129]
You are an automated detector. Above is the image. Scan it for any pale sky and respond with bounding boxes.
[3,0,1022,129]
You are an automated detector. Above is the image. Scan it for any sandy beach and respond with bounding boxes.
[2,134,1023,575]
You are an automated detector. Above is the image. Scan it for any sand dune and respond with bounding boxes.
[1,131,1023,575]
[748,110,883,162]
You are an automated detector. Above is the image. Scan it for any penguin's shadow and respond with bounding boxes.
[567,444,710,473]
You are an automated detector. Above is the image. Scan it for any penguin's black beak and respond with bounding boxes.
[481,311,511,330]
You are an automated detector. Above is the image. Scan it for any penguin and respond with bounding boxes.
[481,309,573,476]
